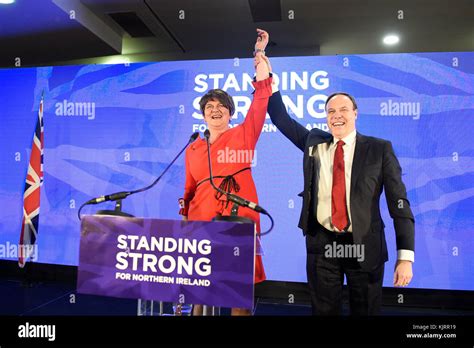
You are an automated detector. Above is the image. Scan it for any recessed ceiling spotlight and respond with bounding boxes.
[383,34,400,45]
[0,0,15,4]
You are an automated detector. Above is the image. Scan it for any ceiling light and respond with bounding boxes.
[103,55,132,65]
[383,35,400,45]
[0,0,15,4]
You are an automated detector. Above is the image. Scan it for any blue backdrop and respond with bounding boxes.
[1,52,473,290]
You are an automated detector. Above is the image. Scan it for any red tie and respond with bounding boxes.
[332,140,349,231]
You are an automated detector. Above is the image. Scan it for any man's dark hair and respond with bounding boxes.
[199,89,235,116]
[325,92,358,111]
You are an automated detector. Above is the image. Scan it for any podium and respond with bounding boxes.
[77,215,257,315]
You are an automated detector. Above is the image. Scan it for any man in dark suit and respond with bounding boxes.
[258,52,415,315]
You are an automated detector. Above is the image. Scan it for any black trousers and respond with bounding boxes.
[306,228,384,315]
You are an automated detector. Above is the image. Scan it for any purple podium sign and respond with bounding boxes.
[77,215,256,309]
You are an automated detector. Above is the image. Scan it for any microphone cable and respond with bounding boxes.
[77,132,199,220]
[204,129,274,236]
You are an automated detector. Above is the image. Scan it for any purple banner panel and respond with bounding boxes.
[77,215,255,309]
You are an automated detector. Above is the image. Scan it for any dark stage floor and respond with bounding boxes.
[1,276,473,346]
[1,278,472,317]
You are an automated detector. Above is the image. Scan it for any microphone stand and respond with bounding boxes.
[78,132,199,220]
[202,130,254,317]
[96,198,133,218]
[204,130,254,225]
[229,201,240,218]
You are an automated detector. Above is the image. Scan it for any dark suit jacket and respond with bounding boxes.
[268,91,415,270]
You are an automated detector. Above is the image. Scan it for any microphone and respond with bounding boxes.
[189,131,200,142]
[85,191,131,205]
[80,132,199,215]
[203,129,267,214]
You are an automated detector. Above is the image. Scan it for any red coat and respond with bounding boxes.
[181,77,272,283]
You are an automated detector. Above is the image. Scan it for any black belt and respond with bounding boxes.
[196,167,251,200]
[319,224,352,238]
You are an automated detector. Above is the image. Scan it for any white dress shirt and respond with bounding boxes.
[313,129,414,262]
[316,129,356,232]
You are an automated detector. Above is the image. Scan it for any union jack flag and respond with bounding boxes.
[19,93,44,268]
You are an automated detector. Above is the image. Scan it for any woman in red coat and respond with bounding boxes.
[179,29,271,316]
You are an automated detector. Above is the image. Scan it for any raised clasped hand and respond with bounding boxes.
[255,28,269,52]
